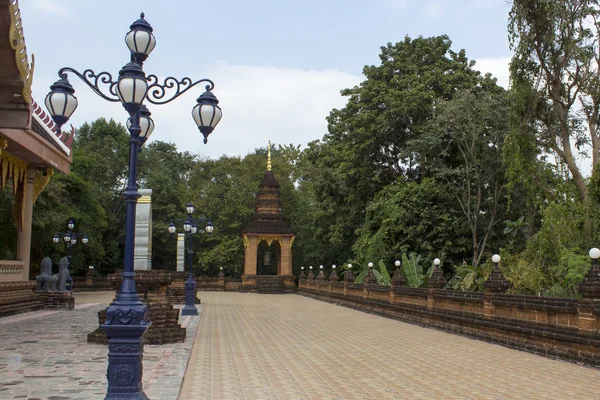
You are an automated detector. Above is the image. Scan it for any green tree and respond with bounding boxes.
[508,0,600,202]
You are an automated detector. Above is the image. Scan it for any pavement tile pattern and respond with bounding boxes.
[0,292,201,399]
[180,291,600,400]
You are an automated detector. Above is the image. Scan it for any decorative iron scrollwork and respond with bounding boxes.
[57,67,120,102]
[145,75,215,104]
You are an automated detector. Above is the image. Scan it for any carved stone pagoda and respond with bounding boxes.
[241,142,295,293]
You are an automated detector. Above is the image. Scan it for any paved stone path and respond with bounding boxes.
[0,292,200,399]
[180,292,600,400]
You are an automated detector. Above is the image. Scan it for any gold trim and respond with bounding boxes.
[137,195,151,204]
[267,140,272,171]
[8,0,34,104]
[177,234,185,242]
[289,236,295,248]
[243,235,250,249]
[33,167,54,203]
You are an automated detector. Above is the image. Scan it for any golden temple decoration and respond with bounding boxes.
[137,195,152,204]
[0,139,7,158]
[267,140,272,171]
[33,167,54,203]
[289,236,295,248]
[243,235,251,249]
[0,152,27,194]
[8,0,34,104]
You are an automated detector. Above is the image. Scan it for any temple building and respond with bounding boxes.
[241,142,295,293]
[0,0,73,315]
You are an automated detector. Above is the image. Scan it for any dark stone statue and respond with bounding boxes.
[36,257,58,291]
[54,257,71,292]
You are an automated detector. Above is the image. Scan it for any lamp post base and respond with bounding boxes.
[102,298,150,399]
[181,275,198,316]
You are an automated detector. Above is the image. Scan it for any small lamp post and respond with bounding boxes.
[45,12,222,398]
[52,218,89,290]
[169,202,213,316]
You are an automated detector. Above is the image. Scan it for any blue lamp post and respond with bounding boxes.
[44,13,222,400]
[52,218,89,290]
[169,202,213,316]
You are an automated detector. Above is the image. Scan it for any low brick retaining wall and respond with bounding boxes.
[299,279,600,366]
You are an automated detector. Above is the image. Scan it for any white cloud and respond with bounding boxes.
[32,0,73,16]
[473,57,511,89]
[32,63,361,159]
[423,3,445,18]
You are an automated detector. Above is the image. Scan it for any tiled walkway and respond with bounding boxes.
[180,292,600,400]
[0,292,200,399]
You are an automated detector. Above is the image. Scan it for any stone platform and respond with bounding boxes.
[87,270,186,345]
[35,290,74,310]
[0,292,201,399]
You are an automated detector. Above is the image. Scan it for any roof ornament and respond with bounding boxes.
[267,140,272,171]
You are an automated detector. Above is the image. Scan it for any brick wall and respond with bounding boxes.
[299,279,600,366]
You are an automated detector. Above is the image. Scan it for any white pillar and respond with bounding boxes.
[177,233,185,272]
[134,189,152,270]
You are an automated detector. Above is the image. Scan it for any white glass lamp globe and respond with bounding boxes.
[368,262,373,268]
[434,258,441,266]
[492,254,501,263]
[348,264,352,269]
[309,266,313,270]
[301,266,304,270]
[590,248,600,259]
[332,264,336,269]
[320,265,323,269]
[395,260,401,267]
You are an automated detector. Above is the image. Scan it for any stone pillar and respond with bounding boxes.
[176,234,185,272]
[134,189,152,270]
[242,235,258,291]
[18,168,36,281]
[280,236,293,276]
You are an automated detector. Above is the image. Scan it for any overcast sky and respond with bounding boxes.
[21,0,512,159]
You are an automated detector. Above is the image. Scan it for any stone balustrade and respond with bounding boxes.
[0,260,25,281]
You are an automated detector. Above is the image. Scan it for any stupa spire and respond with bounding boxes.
[267,140,272,171]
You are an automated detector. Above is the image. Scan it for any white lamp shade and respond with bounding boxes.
[53,236,60,243]
[168,224,176,234]
[434,258,441,266]
[205,222,214,233]
[45,91,78,119]
[309,266,313,270]
[67,220,75,230]
[127,115,155,139]
[191,226,198,234]
[116,76,148,106]
[192,103,222,131]
[590,248,600,259]
[332,264,336,269]
[395,260,401,267]
[492,254,501,263]
[348,264,352,269]
[301,266,304,270]
[187,203,195,214]
[368,262,373,268]
[320,265,323,269]
[63,235,70,242]
[82,236,89,244]
[125,29,156,57]
[183,222,191,232]
[71,238,77,245]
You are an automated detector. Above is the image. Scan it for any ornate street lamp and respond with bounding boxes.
[44,12,222,399]
[168,203,213,316]
[52,218,89,290]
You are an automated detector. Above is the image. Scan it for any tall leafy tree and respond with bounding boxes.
[508,0,600,202]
